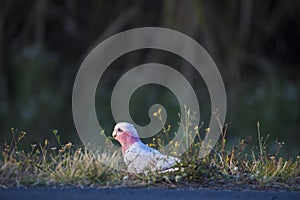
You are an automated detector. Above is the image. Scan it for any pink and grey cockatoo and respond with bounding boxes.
[112,122,180,173]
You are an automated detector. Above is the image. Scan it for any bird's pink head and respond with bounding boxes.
[112,122,140,154]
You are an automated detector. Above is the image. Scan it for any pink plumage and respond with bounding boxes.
[112,122,180,173]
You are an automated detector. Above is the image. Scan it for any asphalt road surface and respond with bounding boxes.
[1,187,300,200]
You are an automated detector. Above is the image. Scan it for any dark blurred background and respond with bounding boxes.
[0,0,299,156]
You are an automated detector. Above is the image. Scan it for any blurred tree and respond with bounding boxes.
[0,0,299,155]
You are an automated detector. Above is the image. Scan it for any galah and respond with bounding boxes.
[112,122,180,173]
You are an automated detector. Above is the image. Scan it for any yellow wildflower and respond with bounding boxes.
[44,139,49,146]
[158,108,162,114]
[148,143,156,148]
[66,142,72,149]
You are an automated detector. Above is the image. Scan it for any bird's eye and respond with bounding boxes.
[117,128,122,132]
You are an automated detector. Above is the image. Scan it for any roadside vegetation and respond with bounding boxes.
[0,109,299,190]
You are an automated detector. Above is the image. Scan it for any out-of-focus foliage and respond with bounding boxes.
[0,0,299,155]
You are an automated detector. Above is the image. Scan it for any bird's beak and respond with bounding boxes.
[112,131,117,138]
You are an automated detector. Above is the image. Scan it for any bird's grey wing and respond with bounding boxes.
[124,144,180,173]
